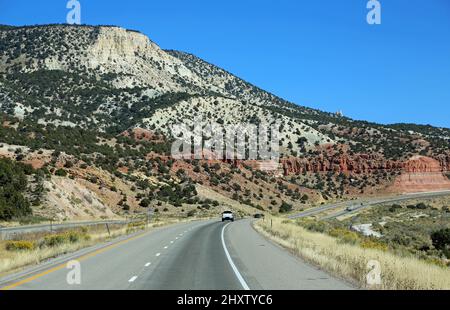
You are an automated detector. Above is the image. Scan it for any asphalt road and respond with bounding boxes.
[290,190,450,220]
[0,219,352,290]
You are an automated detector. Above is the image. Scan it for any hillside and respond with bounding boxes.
[0,24,449,221]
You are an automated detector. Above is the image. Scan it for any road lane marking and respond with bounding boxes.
[128,276,138,283]
[170,241,174,244]
[145,263,151,267]
[164,246,168,249]
[156,253,161,257]
[0,229,155,291]
[221,223,250,291]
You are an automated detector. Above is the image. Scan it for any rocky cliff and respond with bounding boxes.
[281,154,402,175]
[281,154,449,176]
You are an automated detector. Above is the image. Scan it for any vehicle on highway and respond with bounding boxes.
[222,211,234,222]
[346,205,359,212]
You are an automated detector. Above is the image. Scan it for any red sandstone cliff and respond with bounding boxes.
[390,156,450,193]
[281,154,403,175]
[280,154,450,194]
[281,154,449,176]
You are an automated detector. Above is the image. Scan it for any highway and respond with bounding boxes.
[289,190,450,220]
[0,219,352,290]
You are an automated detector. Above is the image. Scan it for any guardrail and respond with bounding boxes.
[0,220,130,240]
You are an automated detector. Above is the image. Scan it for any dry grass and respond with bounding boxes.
[254,217,450,290]
[0,216,201,278]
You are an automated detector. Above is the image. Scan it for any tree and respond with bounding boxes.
[55,168,67,177]
[0,158,33,220]
[279,201,293,214]
[139,198,151,208]
[431,228,450,253]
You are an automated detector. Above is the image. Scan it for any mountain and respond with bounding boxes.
[0,24,449,221]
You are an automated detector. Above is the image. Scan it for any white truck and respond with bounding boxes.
[222,211,234,222]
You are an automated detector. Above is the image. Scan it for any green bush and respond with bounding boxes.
[360,239,388,251]
[187,210,196,217]
[279,201,293,213]
[431,228,450,256]
[54,168,67,177]
[329,228,361,245]
[42,231,89,247]
[5,240,36,251]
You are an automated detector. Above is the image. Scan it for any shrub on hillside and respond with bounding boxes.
[431,228,450,257]
[360,239,388,252]
[54,168,67,177]
[0,158,33,220]
[329,228,361,245]
[279,201,293,213]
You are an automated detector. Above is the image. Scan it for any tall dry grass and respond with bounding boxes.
[254,217,450,290]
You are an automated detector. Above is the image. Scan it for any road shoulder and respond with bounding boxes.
[225,219,355,290]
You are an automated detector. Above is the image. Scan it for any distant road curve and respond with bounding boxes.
[289,190,450,220]
[0,220,127,240]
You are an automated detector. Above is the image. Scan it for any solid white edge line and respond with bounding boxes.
[221,223,250,291]
[128,276,138,283]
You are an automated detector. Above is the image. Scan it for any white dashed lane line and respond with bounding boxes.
[128,226,198,285]
[128,276,138,283]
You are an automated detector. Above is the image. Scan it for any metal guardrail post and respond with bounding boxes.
[105,223,111,236]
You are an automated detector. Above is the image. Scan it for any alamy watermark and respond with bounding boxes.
[366,260,382,286]
[170,117,280,169]
[66,260,81,285]
[367,0,381,25]
[67,0,81,25]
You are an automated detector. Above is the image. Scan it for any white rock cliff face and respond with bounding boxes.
[86,27,197,90]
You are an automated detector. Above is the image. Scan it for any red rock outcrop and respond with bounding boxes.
[281,154,403,175]
[389,156,450,193]
[435,153,450,171]
[281,154,450,176]
[281,154,450,194]
[402,155,443,173]
[390,172,450,193]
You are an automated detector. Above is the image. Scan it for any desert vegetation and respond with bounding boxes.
[0,158,33,220]
[255,217,450,290]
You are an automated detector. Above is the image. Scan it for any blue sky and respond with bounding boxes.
[1,0,450,128]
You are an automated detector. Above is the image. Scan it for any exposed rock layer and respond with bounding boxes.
[281,155,449,175]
